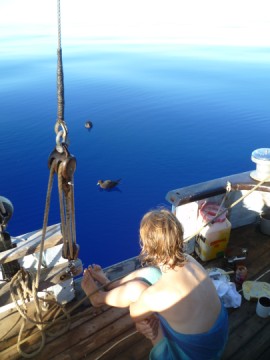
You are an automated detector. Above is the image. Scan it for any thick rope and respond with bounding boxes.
[35,161,55,289]
[70,177,77,249]
[57,163,77,259]
[58,163,68,258]
[57,0,64,122]
[57,0,61,50]
[10,269,71,358]
[65,191,73,259]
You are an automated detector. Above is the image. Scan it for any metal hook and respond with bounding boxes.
[56,130,65,153]
[54,121,68,145]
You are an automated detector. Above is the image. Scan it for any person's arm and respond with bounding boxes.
[82,268,151,308]
[129,286,155,322]
[88,265,152,291]
[101,280,149,308]
[97,268,154,291]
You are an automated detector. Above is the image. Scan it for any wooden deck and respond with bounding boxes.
[221,224,270,360]
[90,223,270,360]
[78,224,270,360]
[1,223,270,359]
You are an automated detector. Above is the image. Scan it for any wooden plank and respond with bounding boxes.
[225,301,254,333]
[35,307,131,359]
[0,290,96,357]
[82,326,143,360]
[0,312,22,352]
[0,308,93,360]
[0,291,75,353]
[206,225,270,284]
[0,301,50,352]
[0,224,62,264]
[116,336,151,360]
[257,345,270,360]
[223,304,269,359]
[226,320,270,360]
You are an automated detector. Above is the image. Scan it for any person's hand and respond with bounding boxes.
[135,315,159,341]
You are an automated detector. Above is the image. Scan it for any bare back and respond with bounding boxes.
[145,255,221,335]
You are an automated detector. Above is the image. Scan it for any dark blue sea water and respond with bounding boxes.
[1,39,270,267]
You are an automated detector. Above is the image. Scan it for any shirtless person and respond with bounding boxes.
[81,209,228,359]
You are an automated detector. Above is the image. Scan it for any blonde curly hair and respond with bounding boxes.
[139,208,186,268]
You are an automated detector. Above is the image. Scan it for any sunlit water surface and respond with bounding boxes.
[1,39,270,267]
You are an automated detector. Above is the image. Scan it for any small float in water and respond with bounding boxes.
[85,120,93,129]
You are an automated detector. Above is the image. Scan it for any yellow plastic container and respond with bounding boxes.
[195,202,231,261]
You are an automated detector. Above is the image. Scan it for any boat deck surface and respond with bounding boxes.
[89,224,270,360]
[220,224,270,360]
[1,224,270,359]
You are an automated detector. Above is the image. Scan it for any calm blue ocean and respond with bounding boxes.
[1,40,270,267]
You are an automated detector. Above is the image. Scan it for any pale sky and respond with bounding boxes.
[1,0,270,46]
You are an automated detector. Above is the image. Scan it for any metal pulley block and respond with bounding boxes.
[62,155,76,181]
[48,144,69,172]
[48,145,76,182]
[0,231,21,280]
[0,197,20,280]
[0,196,14,228]
[62,243,80,261]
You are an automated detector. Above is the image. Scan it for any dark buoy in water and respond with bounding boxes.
[85,120,93,129]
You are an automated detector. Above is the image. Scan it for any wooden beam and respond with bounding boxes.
[165,171,270,207]
[0,224,62,264]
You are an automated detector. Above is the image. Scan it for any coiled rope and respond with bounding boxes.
[9,158,73,358]
[10,269,70,358]
[8,272,129,358]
